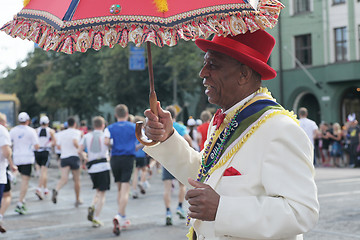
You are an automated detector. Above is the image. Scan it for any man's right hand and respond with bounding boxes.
[144,102,174,143]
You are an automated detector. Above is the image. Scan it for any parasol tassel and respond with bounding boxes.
[23,0,31,7]
[153,0,168,13]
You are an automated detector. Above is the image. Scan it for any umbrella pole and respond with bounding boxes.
[135,42,158,146]
[147,42,158,116]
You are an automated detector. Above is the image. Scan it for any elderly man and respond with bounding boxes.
[143,30,319,240]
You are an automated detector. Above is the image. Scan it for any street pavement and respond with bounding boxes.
[1,159,360,240]
[1,158,190,240]
[304,168,360,240]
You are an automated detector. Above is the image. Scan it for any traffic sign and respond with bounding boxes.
[129,46,146,71]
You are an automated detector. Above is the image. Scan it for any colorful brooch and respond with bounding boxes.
[110,4,121,15]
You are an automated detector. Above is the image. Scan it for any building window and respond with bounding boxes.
[333,0,345,4]
[295,34,312,66]
[334,27,347,62]
[294,0,310,14]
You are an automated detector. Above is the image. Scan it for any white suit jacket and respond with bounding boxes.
[145,113,319,240]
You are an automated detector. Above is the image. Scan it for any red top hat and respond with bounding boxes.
[195,30,276,80]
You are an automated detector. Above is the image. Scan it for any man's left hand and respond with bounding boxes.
[186,178,220,221]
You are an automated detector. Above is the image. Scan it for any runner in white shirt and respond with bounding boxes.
[52,117,82,207]
[9,112,39,215]
[79,116,110,228]
[34,116,56,200]
[0,113,17,233]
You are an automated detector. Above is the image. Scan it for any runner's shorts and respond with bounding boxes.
[89,170,111,191]
[61,156,80,170]
[110,155,135,183]
[135,157,147,168]
[35,151,50,166]
[0,184,4,202]
[162,167,175,181]
[17,164,32,177]
[4,171,11,192]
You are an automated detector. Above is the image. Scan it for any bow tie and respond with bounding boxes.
[213,109,226,130]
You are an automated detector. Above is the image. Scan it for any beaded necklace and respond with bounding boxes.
[198,109,240,181]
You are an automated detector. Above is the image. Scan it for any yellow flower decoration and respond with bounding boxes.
[153,0,168,13]
[23,0,31,7]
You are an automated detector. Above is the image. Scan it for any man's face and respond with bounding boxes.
[199,50,243,110]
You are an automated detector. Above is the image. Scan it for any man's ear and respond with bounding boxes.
[237,66,252,86]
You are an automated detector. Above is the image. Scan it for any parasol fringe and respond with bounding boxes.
[23,0,31,7]
[2,0,284,54]
[153,0,168,13]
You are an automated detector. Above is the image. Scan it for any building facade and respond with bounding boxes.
[264,0,360,124]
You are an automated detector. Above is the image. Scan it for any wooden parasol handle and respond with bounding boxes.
[135,42,158,146]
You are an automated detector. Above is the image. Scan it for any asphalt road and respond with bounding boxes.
[304,168,360,240]
[1,159,360,240]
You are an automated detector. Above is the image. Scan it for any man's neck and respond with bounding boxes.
[224,88,259,115]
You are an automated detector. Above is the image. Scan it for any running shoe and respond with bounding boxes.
[176,207,186,219]
[87,206,95,221]
[166,211,172,226]
[132,190,139,199]
[22,204,28,212]
[92,219,103,228]
[52,189,57,204]
[120,217,131,229]
[35,189,43,200]
[138,183,146,194]
[43,188,49,196]
[14,204,26,215]
[112,215,121,236]
[0,220,6,233]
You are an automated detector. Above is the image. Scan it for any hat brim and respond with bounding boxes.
[195,39,277,80]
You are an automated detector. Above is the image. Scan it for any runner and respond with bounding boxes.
[34,116,56,200]
[52,117,82,207]
[161,106,188,226]
[0,112,17,233]
[131,116,148,199]
[104,104,136,236]
[9,112,39,215]
[79,116,110,228]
